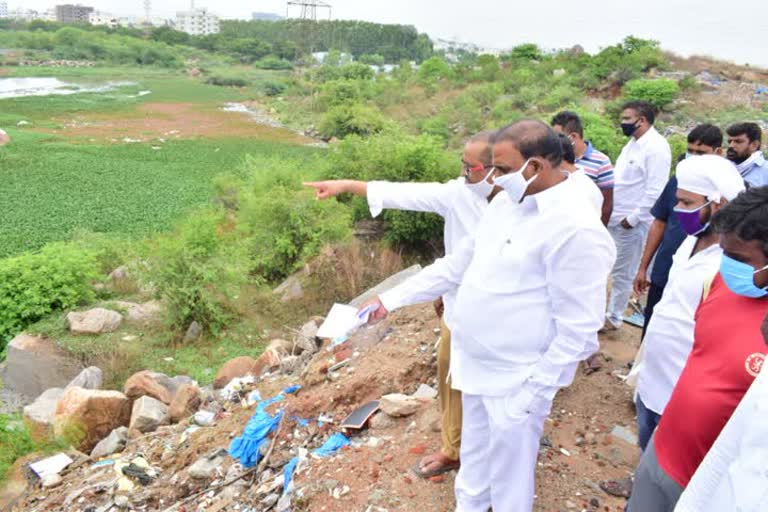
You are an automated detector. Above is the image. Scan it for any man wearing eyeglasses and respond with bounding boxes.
[305,131,498,480]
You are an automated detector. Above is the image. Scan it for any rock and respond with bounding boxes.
[41,474,62,488]
[262,493,280,507]
[114,495,129,508]
[380,393,422,417]
[0,333,84,399]
[590,497,600,508]
[188,453,225,479]
[273,274,304,302]
[565,500,577,509]
[129,396,169,434]
[113,301,162,324]
[611,425,639,446]
[171,375,195,388]
[412,384,438,399]
[279,355,302,375]
[123,370,178,404]
[91,426,128,458]
[349,264,422,307]
[213,357,258,389]
[295,318,321,354]
[183,321,202,343]
[23,388,64,440]
[66,367,103,390]
[54,388,131,452]
[169,384,201,423]
[109,265,129,282]
[585,432,597,445]
[66,308,122,335]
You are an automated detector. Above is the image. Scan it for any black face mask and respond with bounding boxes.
[621,121,639,137]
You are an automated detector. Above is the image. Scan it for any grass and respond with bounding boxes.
[0,413,68,486]
[0,131,320,257]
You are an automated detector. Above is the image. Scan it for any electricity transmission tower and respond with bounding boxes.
[286,0,332,21]
[143,0,151,23]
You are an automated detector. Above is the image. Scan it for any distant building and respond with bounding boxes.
[55,4,94,24]
[7,8,43,20]
[175,7,219,36]
[252,12,283,21]
[0,2,8,18]
[88,11,118,28]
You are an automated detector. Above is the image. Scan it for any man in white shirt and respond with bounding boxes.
[361,120,616,512]
[604,101,671,332]
[304,132,497,478]
[674,313,768,512]
[633,155,745,450]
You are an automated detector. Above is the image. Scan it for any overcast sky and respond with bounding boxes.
[14,0,768,67]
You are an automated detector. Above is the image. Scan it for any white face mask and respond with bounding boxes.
[492,159,536,203]
[464,167,495,199]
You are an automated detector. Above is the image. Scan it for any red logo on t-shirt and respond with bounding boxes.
[745,353,765,377]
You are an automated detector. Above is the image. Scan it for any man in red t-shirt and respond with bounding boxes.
[627,186,768,512]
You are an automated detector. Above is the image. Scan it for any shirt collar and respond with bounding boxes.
[522,174,576,214]
[633,125,658,146]
[583,141,595,159]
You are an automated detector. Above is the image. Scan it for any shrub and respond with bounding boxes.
[358,54,385,66]
[0,244,99,354]
[623,78,680,109]
[206,76,249,87]
[338,62,375,81]
[323,130,455,249]
[254,56,293,70]
[262,80,288,97]
[319,103,386,139]
[148,209,247,338]
[317,79,367,109]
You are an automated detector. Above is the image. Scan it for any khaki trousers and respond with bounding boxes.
[438,319,462,460]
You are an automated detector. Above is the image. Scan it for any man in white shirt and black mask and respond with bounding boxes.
[603,100,671,333]
[360,120,616,512]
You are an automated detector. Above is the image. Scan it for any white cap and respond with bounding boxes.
[676,155,745,202]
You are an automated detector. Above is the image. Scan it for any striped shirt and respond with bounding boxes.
[576,141,614,190]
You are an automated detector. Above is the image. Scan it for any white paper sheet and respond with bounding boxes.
[316,303,379,340]
[29,453,73,478]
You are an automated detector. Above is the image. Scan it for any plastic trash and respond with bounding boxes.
[283,384,301,394]
[282,456,299,496]
[312,433,350,458]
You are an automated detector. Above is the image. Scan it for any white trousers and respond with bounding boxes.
[454,392,549,512]
[606,222,649,327]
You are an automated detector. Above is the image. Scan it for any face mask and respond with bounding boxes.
[493,159,536,203]
[685,152,693,159]
[621,121,639,137]
[674,201,711,236]
[720,254,768,298]
[465,167,495,199]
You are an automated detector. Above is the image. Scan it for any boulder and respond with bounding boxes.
[295,318,322,354]
[379,393,423,418]
[54,387,131,452]
[66,367,103,390]
[213,357,258,389]
[129,396,169,434]
[183,321,202,343]
[23,388,64,440]
[67,308,122,335]
[91,426,128,459]
[0,334,84,399]
[273,274,304,302]
[188,453,225,479]
[169,384,201,423]
[123,371,178,404]
[113,301,162,324]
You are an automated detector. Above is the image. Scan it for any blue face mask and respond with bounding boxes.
[719,254,768,298]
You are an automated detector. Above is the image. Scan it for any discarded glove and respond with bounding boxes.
[313,433,350,458]
[228,407,283,468]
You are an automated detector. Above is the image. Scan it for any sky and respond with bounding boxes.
[13,0,768,68]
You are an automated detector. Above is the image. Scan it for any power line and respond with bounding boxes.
[286,0,331,21]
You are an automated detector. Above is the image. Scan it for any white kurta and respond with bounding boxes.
[675,365,768,512]
[636,236,722,415]
[366,178,487,328]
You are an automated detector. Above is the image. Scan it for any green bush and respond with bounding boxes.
[323,130,456,249]
[262,80,288,97]
[319,103,386,139]
[623,78,680,109]
[418,56,453,83]
[0,244,99,354]
[148,210,247,337]
[206,75,249,87]
[254,56,293,70]
[358,53,385,66]
[317,79,367,109]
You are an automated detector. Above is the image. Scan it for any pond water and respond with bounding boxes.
[0,77,136,99]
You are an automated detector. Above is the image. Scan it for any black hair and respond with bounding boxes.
[621,100,657,125]
[726,122,763,147]
[556,133,576,164]
[712,186,768,257]
[551,111,583,137]
[688,123,723,149]
[493,120,563,167]
[467,130,495,166]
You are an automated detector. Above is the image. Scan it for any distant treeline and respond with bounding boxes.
[0,18,434,66]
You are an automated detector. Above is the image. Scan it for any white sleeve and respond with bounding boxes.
[626,143,671,227]
[366,181,454,218]
[379,235,475,312]
[521,227,616,405]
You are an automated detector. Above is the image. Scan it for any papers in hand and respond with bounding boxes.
[316,303,379,340]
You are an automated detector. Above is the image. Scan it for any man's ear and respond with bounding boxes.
[749,140,761,153]
[710,197,728,214]
[714,147,724,156]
